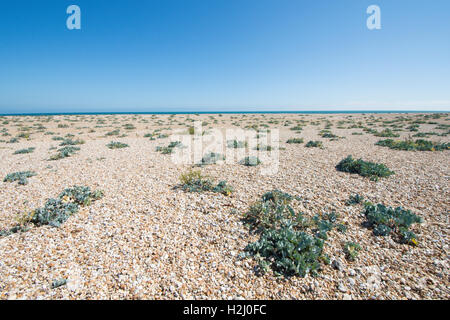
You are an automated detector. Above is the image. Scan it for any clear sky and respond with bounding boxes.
[0,0,449,114]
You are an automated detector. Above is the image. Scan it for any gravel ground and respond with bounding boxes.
[0,112,448,300]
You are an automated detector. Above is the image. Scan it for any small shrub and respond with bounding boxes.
[336,155,394,181]
[254,144,272,151]
[240,156,261,166]
[375,138,449,151]
[59,138,84,146]
[106,129,120,136]
[179,170,233,196]
[241,190,336,277]
[286,138,304,144]
[4,171,37,185]
[343,242,361,261]
[305,140,323,148]
[363,203,422,245]
[13,147,35,154]
[227,140,247,148]
[49,146,80,160]
[30,186,103,227]
[107,141,129,149]
[373,128,400,137]
[200,152,225,165]
[346,194,364,205]
[156,141,182,154]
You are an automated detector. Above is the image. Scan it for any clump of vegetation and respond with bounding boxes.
[0,186,103,237]
[375,138,449,151]
[106,129,120,136]
[30,186,103,227]
[241,190,339,277]
[336,155,394,181]
[107,141,129,149]
[343,242,362,261]
[254,144,272,151]
[227,140,247,148]
[49,146,80,160]
[373,128,400,137]
[59,138,85,146]
[4,171,37,185]
[346,194,364,205]
[240,156,261,166]
[363,203,422,245]
[200,152,225,165]
[58,185,104,206]
[179,170,233,196]
[305,140,323,148]
[286,138,304,144]
[319,130,339,139]
[13,147,35,154]
[156,141,182,154]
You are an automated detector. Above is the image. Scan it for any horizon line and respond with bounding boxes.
[1,110,449,117]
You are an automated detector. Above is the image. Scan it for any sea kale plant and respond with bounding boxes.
[363,203,422,245]
[227,140,248,148]
[240,156,261,166]
[375,138,449,151]
[346,194,364,205]
[13,147,35,155]
[179,170,233,196]
[241,190,340,277]
[49,146,80,160]
[343,242,362,261]
[107,141,129,149]
[0,186,103,237]
[156,141,182,154]
[30,186,103,227]
[4,171,37,185]
[286,138,304,144]
[199,152,225,165]
[305,140,323,148]
[336,155,394,181]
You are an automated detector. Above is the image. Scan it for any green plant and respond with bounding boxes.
[244,226,325,277]
[4,171,37,185]
[49,146,80,160]
[336,155,394,181]
[13,147,35,154]
[373,128,400,137]
[59,138,85,146]
[240,156,261,166]
[241,190,336,277]
[179,170,233,196]
[375,139,449,151]
[286,138,304,144]
[305,140,323,148]
[346,194,364,205]
[254,144,272,151]
[227,140,247,148]
[31,186,103,227]
[107,141,129,149]
[156,141,182,154]
[363,203,422,245]
[200,152,225,165]
[343,242,361,261]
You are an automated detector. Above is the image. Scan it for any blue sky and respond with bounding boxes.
[0,0,449,114]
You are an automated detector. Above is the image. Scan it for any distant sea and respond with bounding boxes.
[0,110,448,116]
